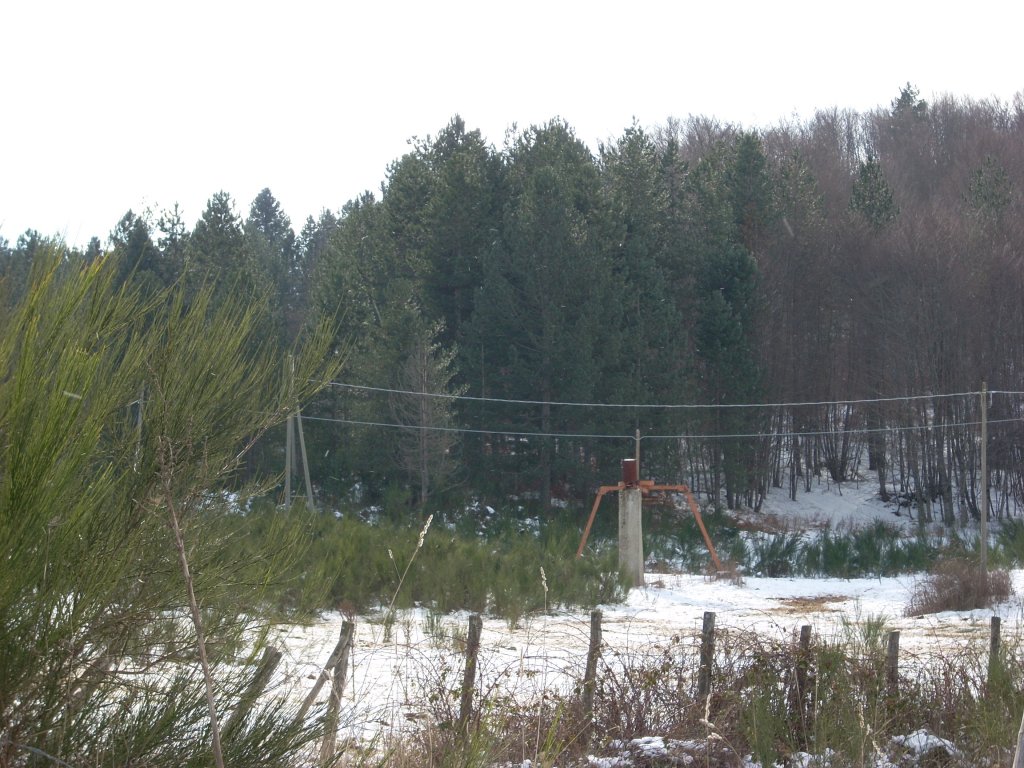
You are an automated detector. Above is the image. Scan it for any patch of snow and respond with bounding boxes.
[891,728,959,758]
[629,735,666,757]
[586,755,631,767]
[756,475,911,532]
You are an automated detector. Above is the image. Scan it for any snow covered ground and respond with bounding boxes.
[273,477,1023,765]
[277,571,1024,738]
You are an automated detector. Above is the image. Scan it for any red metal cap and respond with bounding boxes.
[621,458,638,486]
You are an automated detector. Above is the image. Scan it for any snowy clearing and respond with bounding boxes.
[267,477,1024,766]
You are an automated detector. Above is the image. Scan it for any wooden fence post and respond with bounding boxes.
[299,620,356,720]
[319,620,355,767]
[459,614,483,735]
[583,610,602,736]
[990,615,1003,684]
[225,646,282,738]
[885,630,900,695]
[697,611,716,698]
[794,624,812,739]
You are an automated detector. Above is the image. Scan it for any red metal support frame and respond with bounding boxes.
[575,484,623,558]
[576,482,723,572]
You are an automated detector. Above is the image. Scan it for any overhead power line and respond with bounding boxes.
[321,380,991,411]
[301,412,1024,442]
[301,415,631,440]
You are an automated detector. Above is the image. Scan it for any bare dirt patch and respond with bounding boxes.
[774,594,851,614]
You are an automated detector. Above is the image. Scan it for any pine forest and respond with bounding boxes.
[4,87,1024,525]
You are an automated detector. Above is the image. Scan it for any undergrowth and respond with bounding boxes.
[360,621,1024,767]
[653,514,942,578]
[231,499,1024,621]
[234,503,630,621]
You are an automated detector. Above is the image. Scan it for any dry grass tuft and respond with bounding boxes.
[905,558,1013,616]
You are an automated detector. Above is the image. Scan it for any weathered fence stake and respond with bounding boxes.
[989,615,1002,682]
[794,625,812,738]
[299,620,355,720]
[319,621,355,767]
[583,610,602,736]
[886,630,900,694]
[225,645,282,738]
[697,611,716,698]
[459,614,483,735]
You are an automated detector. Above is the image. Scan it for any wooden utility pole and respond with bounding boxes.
[284,355,315,510]
[296,405,314,510]
[284,357,294,507]
[981,381,988,574]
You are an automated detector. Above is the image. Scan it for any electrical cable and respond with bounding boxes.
[320,379,993,411]
[301,412,1024,442]
[300,414,633,440]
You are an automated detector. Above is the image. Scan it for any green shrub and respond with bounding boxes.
[651,513,942,580]
[645,508,741,573]
[802,525,855,577]
[251,506,629,621]
[0,248,339,767]
[995,517,1024,566]
[749,531,803,577]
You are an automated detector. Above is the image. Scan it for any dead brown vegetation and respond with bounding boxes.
[905,558,1014,616]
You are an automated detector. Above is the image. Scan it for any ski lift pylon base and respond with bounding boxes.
[576,479,723,572]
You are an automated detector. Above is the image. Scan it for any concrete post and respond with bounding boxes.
[618,486,644,587]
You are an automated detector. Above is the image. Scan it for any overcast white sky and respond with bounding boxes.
[2,0,1021,248]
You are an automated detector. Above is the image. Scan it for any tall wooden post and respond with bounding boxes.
[283,354,315,510]
[296,406,314,511]
[284,357,294,507]
[981,381,988,574]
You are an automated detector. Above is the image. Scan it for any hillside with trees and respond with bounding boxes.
[5,86,1024,525]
